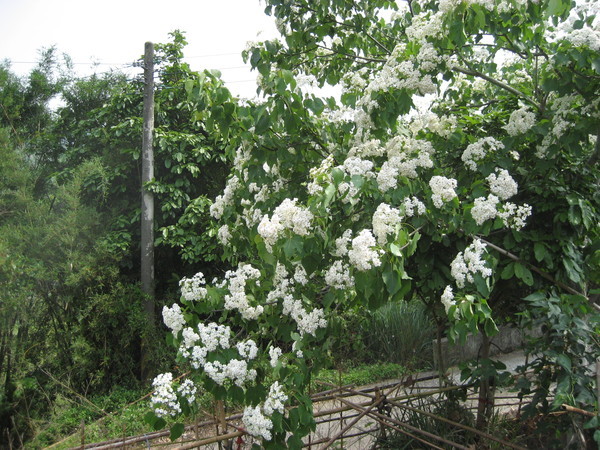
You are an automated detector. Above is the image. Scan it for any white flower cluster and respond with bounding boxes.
[504,106,536,136]
[498,203,532,230]
[242,405,273,441]
[372,203,403,246]
[269,346,282,368]
[217,224,232,245]
[236,339,259,360]
[204,359,257,387]
[307,154,335,195]
[162,303,185,336]
[241,381,289,441]
[429,176,458,208]
[151,373,181,418]
[471,194,500,225]
[461,137,504,170]
[340,156,375,177]
[486,168,518,200]
[403,196,426,217]
[179,272,207,301]
[282,297,327,336]
[450,239,492,288]
[333,229,353,257]
[223,264,264,320]
[263,381,288,415]
[537,94,578,157]
[199,322,231,351]
[550,0,600,52]
[348,229,383,271]
[258,198,313,252]
[177,379,197,404]
[377,137,435,192]
[408,113,457,139]
[293,265,309,285]
[347,139,383,158]
[440,285,455,314]
[266,263,328,337]
[210,175,241,219]
[324,260,354,290]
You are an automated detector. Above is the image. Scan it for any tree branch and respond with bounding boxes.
[453,66,541,111]
[477,236,599,312]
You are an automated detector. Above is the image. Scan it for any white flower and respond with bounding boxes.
[223,264,264,320]
[263,381,288,415]
[450,239,492,288]
[324,260,354,290]
[461,137,504,171]
[243,405,273,441]
[236,339,259,360]
[441,285,455,314]
[403,196,426,217]
[471,194,500,225]
[258,199,313,252]
[504,106,536,136]
[333,229,353,257]
[429,176,458,208]
[179,272,207,301]
[177,379,197,404]
[162,304,185,336]
[217,224,232,245]
[498,203,532,230]
[293,264,309,285]
[487,168,518,200]
[269,346,282,368]
[282,298,328,336]
[151,373,181,418]
[372,203,403,246]
[210,175,241,219]
[198,322,231,352]
[348,229,382,271]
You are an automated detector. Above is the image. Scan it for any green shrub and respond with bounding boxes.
[363,301,435,369]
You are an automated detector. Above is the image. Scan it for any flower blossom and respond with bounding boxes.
[348,229,383,271]
[151,373,181,418]
[179,272,207,301]
[450,239,492,288]
[487,168,518,200]
[372,203,403,246]
[429,176,458,208]
[162,303,185,336]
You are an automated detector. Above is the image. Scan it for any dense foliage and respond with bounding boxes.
[0,33,231,446]
[148,0,599,447]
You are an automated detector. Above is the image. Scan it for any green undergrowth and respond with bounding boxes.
[37,361,408,448]
[313,362,407,392]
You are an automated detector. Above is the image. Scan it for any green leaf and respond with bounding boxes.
[390,243,402,256]
[483,318,499,337]
[501,262,515,279]
[514,262,534,286]
[283,235,304,258]
[144,411,158,426]
[170,423,185,441]
[382,268,401,296]
[556,354,572,371]
[153,417,167,431]
[533,242,547,263]
[287,434,303,450]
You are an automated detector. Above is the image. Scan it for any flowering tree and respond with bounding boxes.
[146,0,600,446]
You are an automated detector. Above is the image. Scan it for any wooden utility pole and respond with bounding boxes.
[141,42,155,379]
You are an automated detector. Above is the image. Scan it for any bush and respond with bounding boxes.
[363,301,435,369]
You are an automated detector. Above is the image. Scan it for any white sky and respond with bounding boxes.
[0,0,279,98]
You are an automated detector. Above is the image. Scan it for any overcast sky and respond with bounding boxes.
[0,0,279,98]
